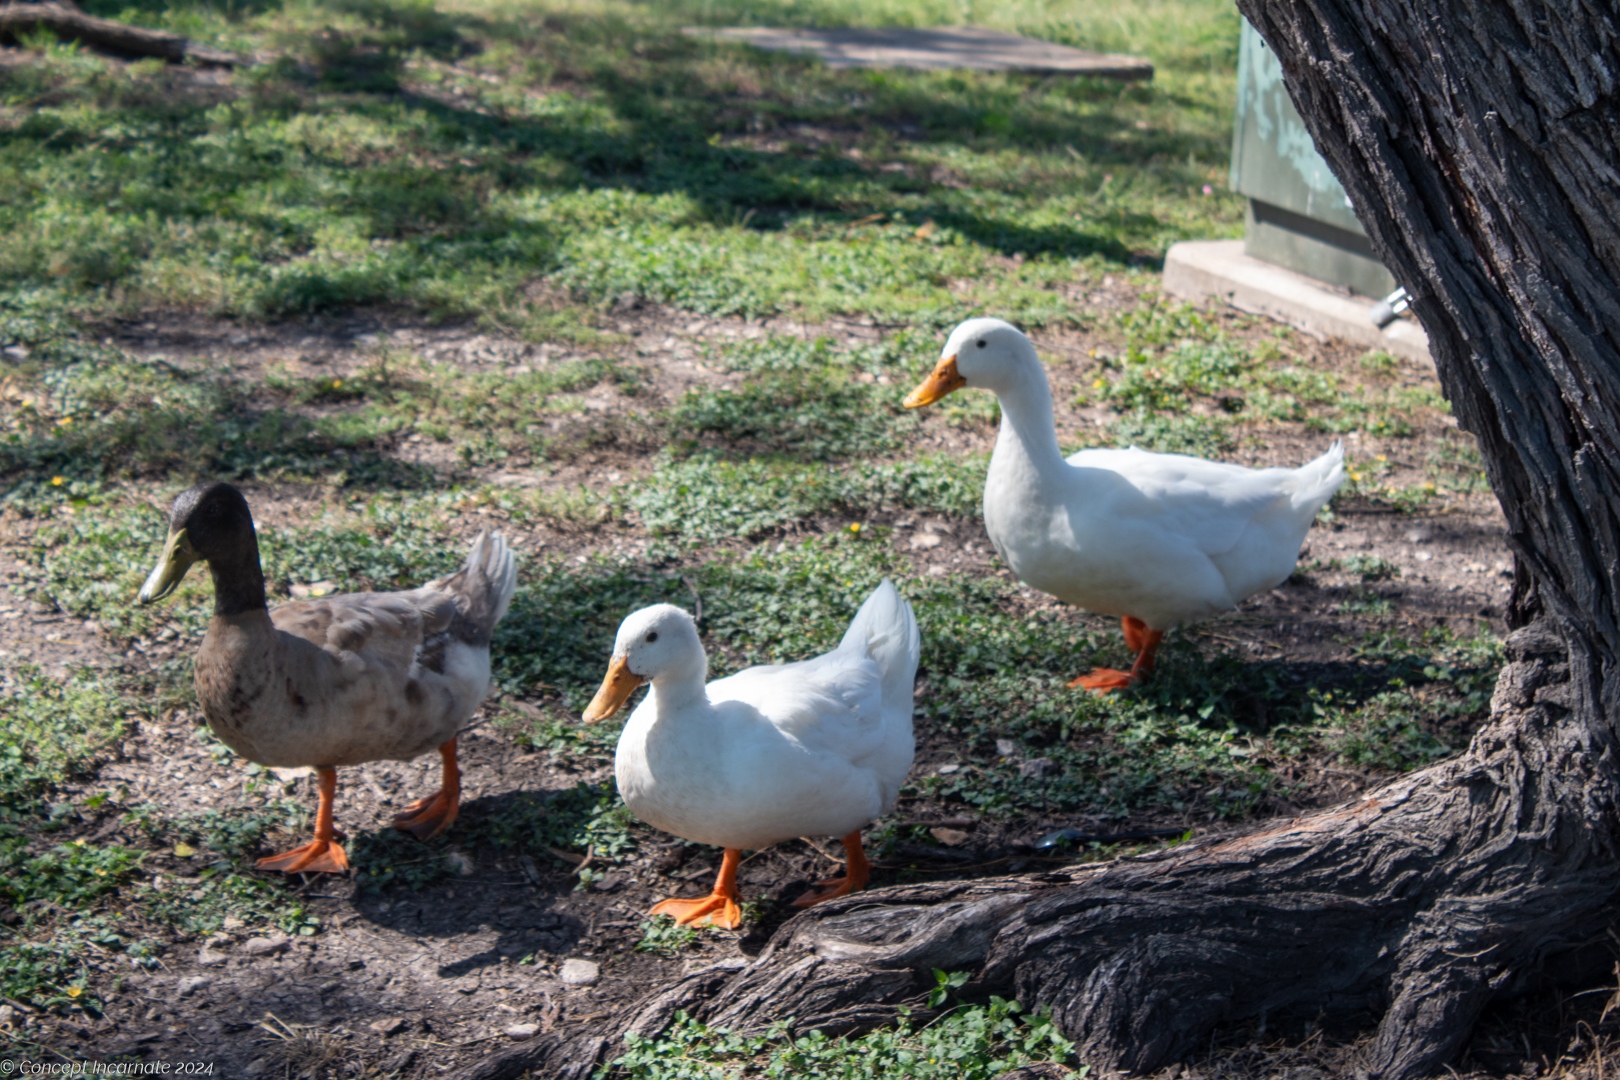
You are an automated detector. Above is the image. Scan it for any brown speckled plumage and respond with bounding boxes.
[192,536,515,768]
[140,482,517,869]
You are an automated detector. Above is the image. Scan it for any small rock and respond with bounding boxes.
[1403,526,1434,543]
[560,958,600,987]
[930,827,970,847]
[177,976,211,997]
[994,738,1017,757]
[242,936,290,957]
[370,1016,406,1036]
[506,1022,541,1039]
[909,532,943,551]
[196,948,228,967]
[1019,757,1059,779]
[936,763,960,775]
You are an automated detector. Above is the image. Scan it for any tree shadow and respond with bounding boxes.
[0,0,1236,336]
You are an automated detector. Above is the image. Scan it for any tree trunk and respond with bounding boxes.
[460,5,1620,1078]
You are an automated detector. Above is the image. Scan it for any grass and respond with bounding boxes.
[0,0,1244,331]
[0,0,1504,1067]
[611,999,1078,1080]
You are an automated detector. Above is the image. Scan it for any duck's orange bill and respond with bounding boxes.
[902,354,965,408]
[582,654,645,723]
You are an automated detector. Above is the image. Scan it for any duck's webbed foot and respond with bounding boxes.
[792,830,871,908]
[1069,667,1137,692]
[259,765,349,874]
[651,892,743,929]
[257,838,350,874]
[392,738,461,842]
[650,847,745,928]
[1072,618,1164,694]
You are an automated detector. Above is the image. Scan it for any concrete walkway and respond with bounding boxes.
[683,25,1153,79]
[1165,239,1431,366]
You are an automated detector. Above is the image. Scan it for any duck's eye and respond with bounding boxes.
[645,631,659,643]
[976,339,987,348]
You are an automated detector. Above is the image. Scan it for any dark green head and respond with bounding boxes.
[138,481,266,615]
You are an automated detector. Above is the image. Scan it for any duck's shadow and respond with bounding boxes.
[338,788,598,977]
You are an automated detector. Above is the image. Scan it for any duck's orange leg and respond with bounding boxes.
[792,830,871,908]
[258,766,350,873]
[1070,618,1165,693]
[651,847,744,929]
[393,738,461,842]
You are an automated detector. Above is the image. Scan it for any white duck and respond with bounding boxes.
[580,580,919,928]
[904,317,1345,692]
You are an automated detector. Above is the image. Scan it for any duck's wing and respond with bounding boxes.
[707,649,891,768]
[271,590,456,681]
[1065,446,1304,558]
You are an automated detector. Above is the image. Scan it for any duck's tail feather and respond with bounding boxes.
[840,578,921,714]
[437,531,518,646]
[1292,439,1347,516]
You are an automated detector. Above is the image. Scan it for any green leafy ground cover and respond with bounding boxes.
[0,0,1513,1074]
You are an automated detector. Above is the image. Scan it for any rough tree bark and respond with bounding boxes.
[452,5,1620,1079]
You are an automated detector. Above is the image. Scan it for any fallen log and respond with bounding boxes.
[0,1,243,66]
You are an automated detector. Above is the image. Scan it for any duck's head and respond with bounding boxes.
[582,603,704,722]
[138,481,258,605]
[903,317,1037,407]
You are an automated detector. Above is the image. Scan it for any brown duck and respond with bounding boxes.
[138,481,517,873]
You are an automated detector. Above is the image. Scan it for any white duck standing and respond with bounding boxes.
[581,580,919,929]
[904,317,1344,692]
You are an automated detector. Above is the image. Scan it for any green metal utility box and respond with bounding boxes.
[1230,19,1394,297]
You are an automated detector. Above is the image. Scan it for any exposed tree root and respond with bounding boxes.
[459,625,1620,1080]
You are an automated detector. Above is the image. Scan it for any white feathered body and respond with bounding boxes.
[614,581,919,851]
[984,437,1346,631]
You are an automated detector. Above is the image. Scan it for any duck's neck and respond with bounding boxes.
[648,653,710,718]
[991,363,1068,480]
[206,533,268,618]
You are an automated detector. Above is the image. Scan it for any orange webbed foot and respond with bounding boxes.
[791,875,860,908]
[793,831,871,907]
[392,789,460,842]
[393,739,461,842]
[1069,667,1137,693]
[256,839,350,874]
[650,893,743,929]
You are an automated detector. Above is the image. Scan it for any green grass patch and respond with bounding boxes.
[609,999,1078,1080]
[0,0,1243,330]
[0,667,127,809]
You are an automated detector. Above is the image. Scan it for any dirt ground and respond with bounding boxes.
[1,295,1552,1078]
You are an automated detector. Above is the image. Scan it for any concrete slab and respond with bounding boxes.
[1164,239,1431,365]
[683,25,1153,80]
